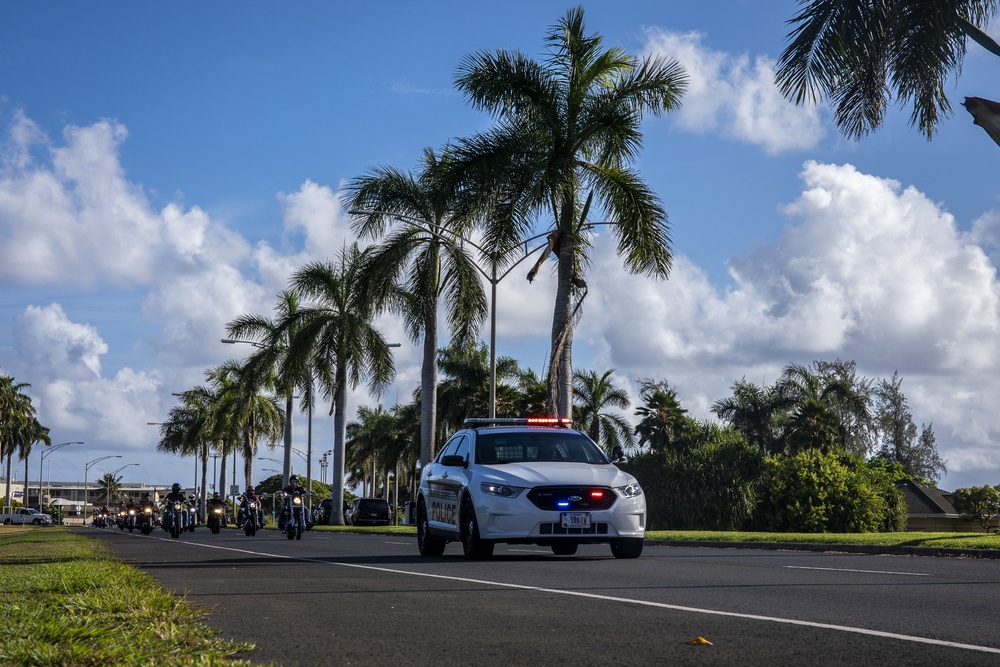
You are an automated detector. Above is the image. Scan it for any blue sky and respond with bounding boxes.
[3,1,1000,494]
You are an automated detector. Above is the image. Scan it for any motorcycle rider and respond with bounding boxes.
[137,491,158,529]
[239,485,265,526]
[162,483,188,531]
[207,491,227,528]
[279,476,311,530]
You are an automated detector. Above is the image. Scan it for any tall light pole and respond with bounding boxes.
[83,455,121,524]
[38,441,82,510]
[348,210,588,424]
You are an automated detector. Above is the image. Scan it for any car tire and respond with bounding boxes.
[551,543,578,556]
[416,500,445,557]
[460,498,494,560]
[610,538,643,559]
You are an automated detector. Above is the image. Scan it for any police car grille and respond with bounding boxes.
[526,486,617,511]
[540,522,609,535]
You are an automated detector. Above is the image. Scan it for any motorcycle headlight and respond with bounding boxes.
[480,482,524,498]
[614,482,643,498]
[293,496,302,506]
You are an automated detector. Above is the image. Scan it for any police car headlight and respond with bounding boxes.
[615,482,643,498]
[480,482,524,498]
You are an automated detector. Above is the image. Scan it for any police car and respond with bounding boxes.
[415,417,645,559]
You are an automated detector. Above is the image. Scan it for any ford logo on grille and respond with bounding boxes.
[567,495,582,502]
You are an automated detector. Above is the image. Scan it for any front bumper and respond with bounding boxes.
[474,492,645,542]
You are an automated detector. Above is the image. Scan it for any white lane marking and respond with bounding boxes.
[384,541,412,546]
[138,536,1000,655]
[785,565,932,577]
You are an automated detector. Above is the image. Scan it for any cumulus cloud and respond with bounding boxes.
[578,160,1000,485]
[643,28,825,153]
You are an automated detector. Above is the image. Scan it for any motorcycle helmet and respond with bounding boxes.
[171,483,181,493]
[246,485,255,493]
[212,492,221,500]
[289,475,299,484]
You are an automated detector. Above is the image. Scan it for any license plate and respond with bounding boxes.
[561,512,591,529]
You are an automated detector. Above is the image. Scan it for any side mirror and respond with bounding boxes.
[440,454,467,468]
[610,446,627,464]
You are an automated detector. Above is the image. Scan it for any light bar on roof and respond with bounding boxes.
[464,417,573,427]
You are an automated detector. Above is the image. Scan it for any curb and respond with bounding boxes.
[648,539,1000,560]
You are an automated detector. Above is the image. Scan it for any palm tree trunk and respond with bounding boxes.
[218,452,228,502]
[547,231,577,418]
[330,363,348,525]
[200,445,209,523]
[420,309,438,465]
[4,452,12,509]
[22,454,29,507]
[282,389,293,488]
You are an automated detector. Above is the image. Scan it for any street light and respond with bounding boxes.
[83,455,121,524]
[38,441,82,510]
[110,463,138,477]
[349,209,591,423]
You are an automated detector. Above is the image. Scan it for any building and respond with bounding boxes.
[894,479,995,532]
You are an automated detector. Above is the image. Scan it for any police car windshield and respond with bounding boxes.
[475,431,610,465]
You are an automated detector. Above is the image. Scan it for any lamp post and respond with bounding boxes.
[38,441,82,510]
[83,455,121,524]
[259,456,286,475]
[348,210,592,423]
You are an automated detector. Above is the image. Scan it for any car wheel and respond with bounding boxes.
[416,500,445,557]
[551,543,578,556]
[460,498,494,560]
[33,519,41,526]
[610,538,643,559]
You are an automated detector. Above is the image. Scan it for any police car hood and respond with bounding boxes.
[479,462,634,488]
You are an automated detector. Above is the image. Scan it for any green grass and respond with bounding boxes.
[644,529,1000,550]
[0,526,268,666]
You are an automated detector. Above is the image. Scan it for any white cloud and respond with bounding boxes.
[13,304,108,380]
[577,160,1000,487]
[643,29,825,153]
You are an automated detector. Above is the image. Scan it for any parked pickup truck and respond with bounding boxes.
[1,508,54,525]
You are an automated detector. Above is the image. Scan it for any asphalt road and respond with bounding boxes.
[79,526,1000,667]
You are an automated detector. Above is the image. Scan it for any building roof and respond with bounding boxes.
[895,479,958,516]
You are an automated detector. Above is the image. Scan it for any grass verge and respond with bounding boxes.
[0,526,265,666]
[644,529,1000,550]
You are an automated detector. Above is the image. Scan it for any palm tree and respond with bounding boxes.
[633,379,692,453]
[775,0,1000,141]
[157,384,218,519]
[711,379,790,456]
[775,363,868,455]
[1,376,36,509]
[17,418,50,508]
[347,147,488,466]
[285,244,396,525]
[573,369,635,454]
[96,472,123,505]
[227,290,313,488]
[452,6,686,418]
[214,359,284,491]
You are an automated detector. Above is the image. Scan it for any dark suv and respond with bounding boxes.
[346,498,392,526]
[312,499,333,525]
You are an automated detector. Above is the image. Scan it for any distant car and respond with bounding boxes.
[416,417,645,560]
[312,499,333,525]
[346,498,392,526]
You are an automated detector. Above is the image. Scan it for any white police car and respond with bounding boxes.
[416,417,645,559]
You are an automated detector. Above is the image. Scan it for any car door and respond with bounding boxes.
[425,434,467,534]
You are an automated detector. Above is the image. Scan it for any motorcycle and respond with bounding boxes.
[162,499,186,539]
[138,504,157,535]
[208,505,225,534]
[282,489,311,540]
[119,507,137,532]
[186,497,198,533]
[240,495,261,537]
